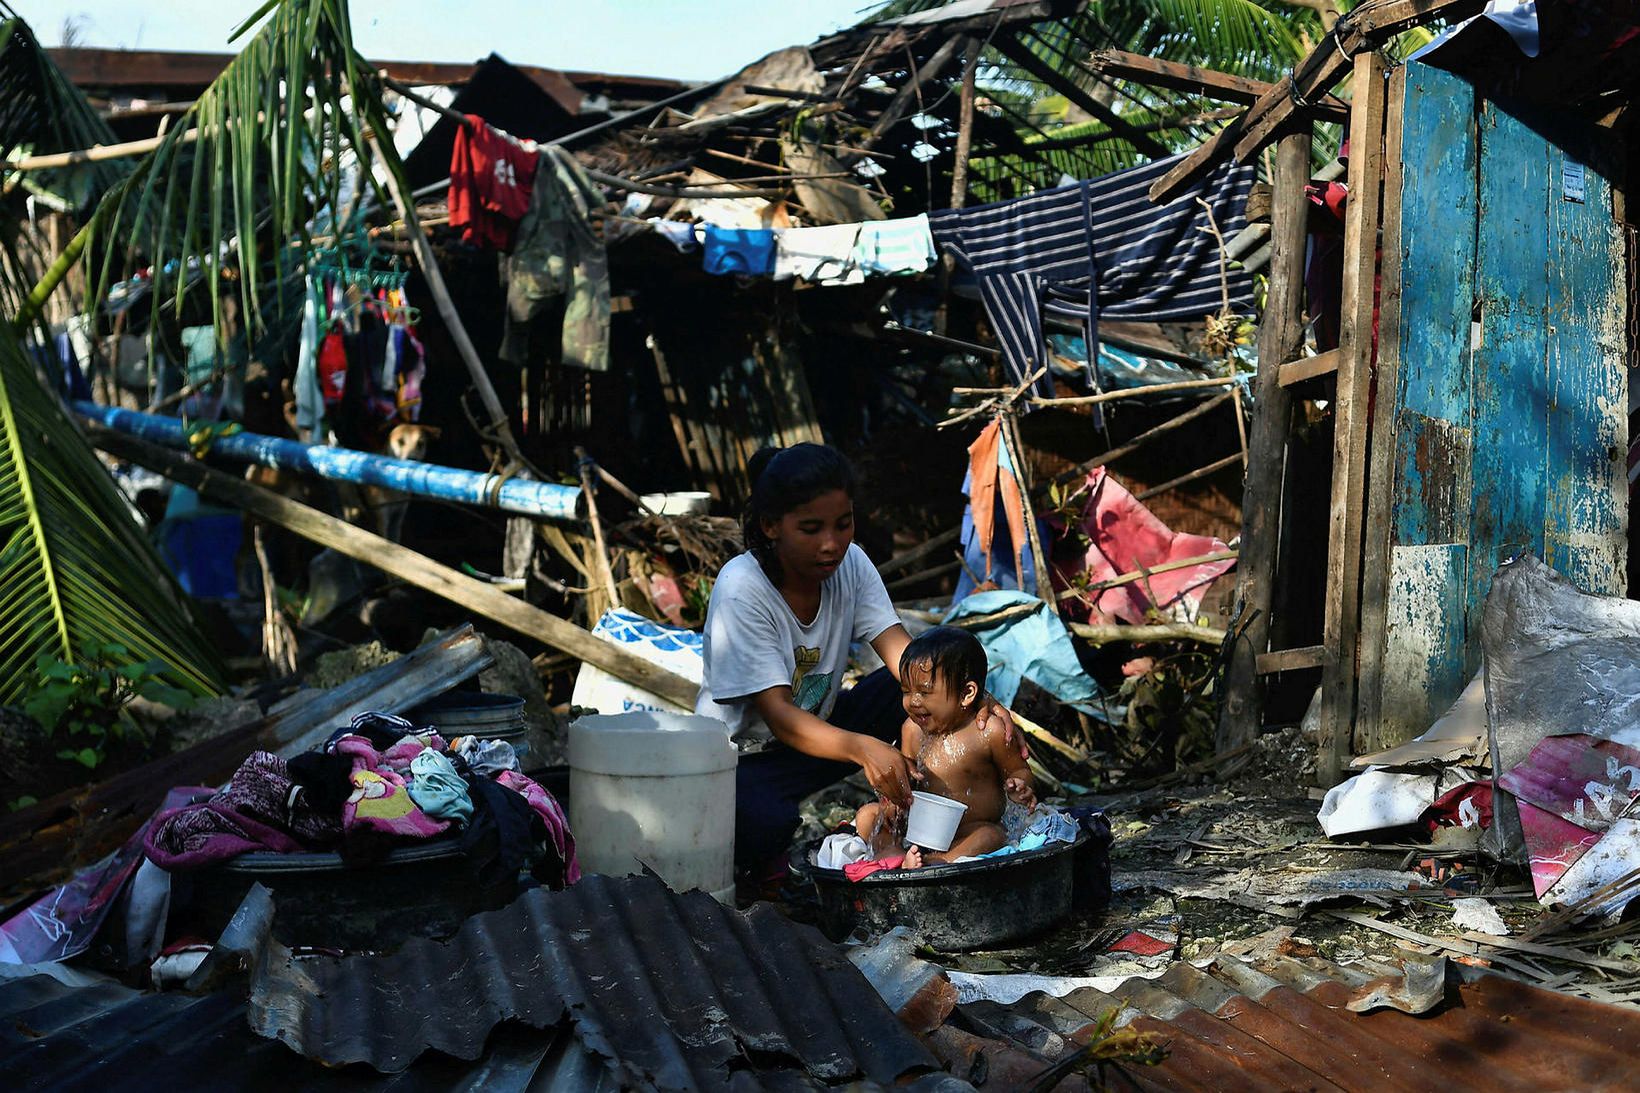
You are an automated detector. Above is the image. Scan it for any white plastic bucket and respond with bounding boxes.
[569,711,738,902]
[905,791,968,852]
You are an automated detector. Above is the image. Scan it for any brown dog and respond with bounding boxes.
[367,422,441,542]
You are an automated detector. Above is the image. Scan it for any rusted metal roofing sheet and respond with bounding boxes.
[1,874,959,1090]
[954,952,1640,1092]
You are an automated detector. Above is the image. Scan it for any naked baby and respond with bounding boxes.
[853,626,1035,867]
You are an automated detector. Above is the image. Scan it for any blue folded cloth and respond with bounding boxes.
[702,226,776,276]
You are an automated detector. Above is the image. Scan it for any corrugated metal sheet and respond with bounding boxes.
[1,874,958,1091]
[950,952,1640,1092]
[249,872,944,1084]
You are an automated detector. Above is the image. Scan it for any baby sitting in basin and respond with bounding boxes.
[853,626,1036,868]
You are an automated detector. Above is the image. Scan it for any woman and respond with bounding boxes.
[696,443,1013,877]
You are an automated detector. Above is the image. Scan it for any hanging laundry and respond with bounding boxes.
[853,214,937,277]
[316,328,348,407]
[956,417,1036,598]
[650,219,702,253]
[773,223,864,284]
[449,113,540,251]
[294,274,326,435]
[929,157,1255,396]
[1058,466,1236,626]
[702,226,777,276]
[500,144,611,373]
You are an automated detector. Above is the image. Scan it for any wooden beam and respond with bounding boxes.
[1318,51,1390,786]
[1043,390,1236,492]
[1085,48,1346,121]
[1217,128,1312,753]
[861,35,965,150]
[1133,452,1243,501]
[1149,0,1485,203]
[90,428,702,710]
[1059,549,1239,601]
[992,34,1171,160]
[1070,622,1226,646]
[1255,645,1329,675]
[1278,349,1342,387]
[1354,62,1409,755]
[1086,49,1270,103]
[879,527,962,577]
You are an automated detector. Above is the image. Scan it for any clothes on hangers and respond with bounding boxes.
[928,156,1255,396]
[296,263,427,442]
[449,114,540,251]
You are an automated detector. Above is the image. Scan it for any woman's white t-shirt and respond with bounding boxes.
[694,543,900,744]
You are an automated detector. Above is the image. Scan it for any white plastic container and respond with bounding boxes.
[569,711,738,902]
[639,491,711,516]
[905,791,968,852]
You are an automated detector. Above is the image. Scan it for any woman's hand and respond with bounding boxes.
[856,735,915,808]
[975,695,1028,760]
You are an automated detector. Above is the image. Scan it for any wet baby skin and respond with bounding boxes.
[854,659,1035,866]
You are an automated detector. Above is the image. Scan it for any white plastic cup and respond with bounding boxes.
[905,791,968,852]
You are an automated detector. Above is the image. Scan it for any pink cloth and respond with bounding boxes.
[1058,467,1236,625]
[334,735,448,839]
[844,855,906,882]
[497,771,581,885]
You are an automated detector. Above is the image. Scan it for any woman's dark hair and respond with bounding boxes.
[742,443,856,576]
[899,626,988,701]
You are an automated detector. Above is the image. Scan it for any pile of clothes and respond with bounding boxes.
[145,712,578,889]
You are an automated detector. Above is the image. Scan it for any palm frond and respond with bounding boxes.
[0,317,224,702]
[26,0,404,349]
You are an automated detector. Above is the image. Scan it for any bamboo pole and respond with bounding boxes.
[575,446,622,607]
[1057,550,1239,601]
[949,36,980,209]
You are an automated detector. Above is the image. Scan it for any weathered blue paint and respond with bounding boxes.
[1382,63,1480,731]
[1372,62,1627,743]
[75,402,584,523]
[1541,121,1627,595]
[1469,94,1553,645]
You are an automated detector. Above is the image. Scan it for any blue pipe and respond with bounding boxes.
[75,402,582,522]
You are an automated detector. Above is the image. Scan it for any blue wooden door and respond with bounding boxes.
[1367,62,1625,745]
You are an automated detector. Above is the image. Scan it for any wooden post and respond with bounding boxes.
[950,36,980,209]
[1354,63,1409,755]
[1216,126,1312,754]
[1317,51,1390,785]
[91,427,701,710]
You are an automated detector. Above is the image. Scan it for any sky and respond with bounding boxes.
[22,1,884,82]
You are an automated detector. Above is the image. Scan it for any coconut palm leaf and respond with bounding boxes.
[21,0,405,348]
[0,316,224,701]
[0,7,130,335]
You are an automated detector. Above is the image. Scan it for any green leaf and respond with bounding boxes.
[8,795,37,812]
[57,747,101,769]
